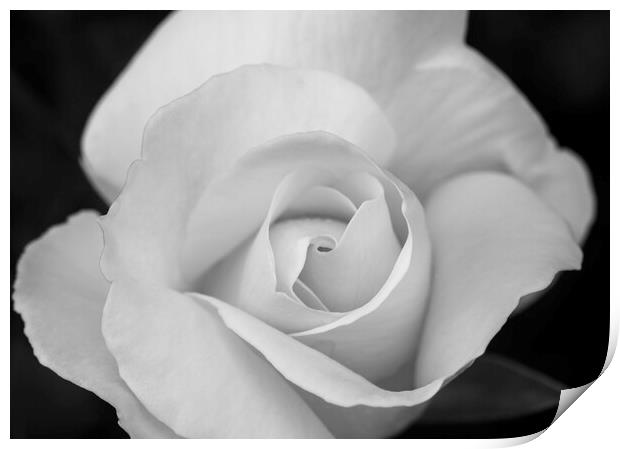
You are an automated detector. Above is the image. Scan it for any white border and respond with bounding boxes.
[5,4,615,447]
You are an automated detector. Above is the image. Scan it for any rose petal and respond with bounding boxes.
[270,219,346,299]
[202,236,341,333]
[103,129,431,383]
[102,279,332,438]
[295,356,428,438]
[282,185,357,224]
[202,168,345,333]
[263,168,353,299]
[99,65,395,289]
[82,11,466,201]
[300,173,402,312]
[291,174,431,382]
[300,392,427,438]
[182,133,394,284]
[386,45,595,241]
[524,143,595,242]
[186,168,434,388]
[12,211,176,438]
[293,280,329,311]
[413,172,583,387]
[194,294,444,408]
[186,134,431,382]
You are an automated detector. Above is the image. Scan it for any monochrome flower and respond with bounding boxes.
[13,11,594,438]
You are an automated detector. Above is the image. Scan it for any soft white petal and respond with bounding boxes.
[291,174,431,382]
[295,356,429,438]
[293,280,330,311]
[300,174,401,312]
[300,391,426,438]
[103,128,431,385]
[414,172,583,387]
[282,185,357,223]
[181,132,393,284]
[190,136,430,382]
[12,211,176,438]
[524,144,595,241]
[195,294,444,408]
[202,169,345,333]
[82,11,466,200]
[201,235,341,333]
[102,279,332,438]
[387,45,595,241]
[270,218,347,299]
[99,65,395,289]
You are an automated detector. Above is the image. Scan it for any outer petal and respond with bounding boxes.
[299,391,427,438]
[12,211,176,438]
[102,279,332,438]
[100,65,395,288]
[195,294,444,409]
[82,10,466,200]
[414,173,583,387]
[386,45,595,241]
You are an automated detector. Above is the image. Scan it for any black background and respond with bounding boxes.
[10,11,610,438]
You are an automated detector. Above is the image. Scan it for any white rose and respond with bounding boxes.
[14,11,594,438]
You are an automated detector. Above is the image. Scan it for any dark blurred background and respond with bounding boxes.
[10,11,609,438]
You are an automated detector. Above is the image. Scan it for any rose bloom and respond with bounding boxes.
[14,11,595,438]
